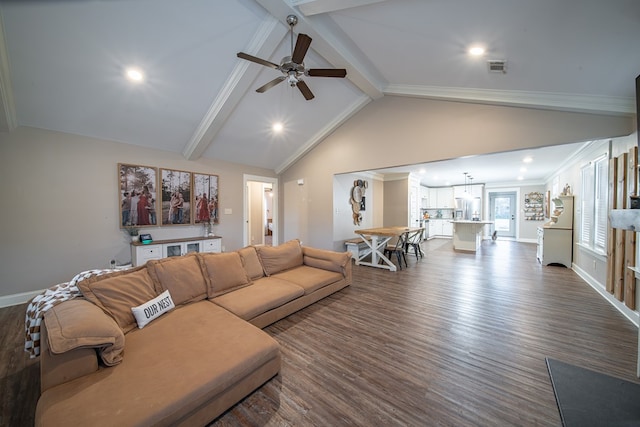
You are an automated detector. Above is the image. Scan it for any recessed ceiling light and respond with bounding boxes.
[469,46,485,56]
[517,175,524,181]
[272,122,283,133]
[523,156,533,163]
[125,68,144,82]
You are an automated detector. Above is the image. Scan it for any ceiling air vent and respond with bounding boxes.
[487,60,507,74]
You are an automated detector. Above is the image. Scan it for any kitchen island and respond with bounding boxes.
[452,220,493,252]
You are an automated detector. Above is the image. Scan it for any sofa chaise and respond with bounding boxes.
[35,239,352,426]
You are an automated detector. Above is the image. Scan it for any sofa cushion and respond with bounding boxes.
[76,266,159,333]
[274,265,345,295]
[211,277,304,321]
[255,239,303,276]
[303,246,351,275]
[146,254,208,306]
[200,252,252,298]
[238,246,264,280]
[131,290,175,329]
[44,299,125,366]
[36,301,281,426]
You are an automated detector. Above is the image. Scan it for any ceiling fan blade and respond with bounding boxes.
[291,33,312,65]
[297,80,315,101]
[255,76,286,93]
[307,68,347,78]
[237,52,279,70]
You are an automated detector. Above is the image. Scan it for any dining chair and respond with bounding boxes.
[406,228,424,259]
[383,233,408,269]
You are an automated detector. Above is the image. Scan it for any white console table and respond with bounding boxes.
[131,236,222,266]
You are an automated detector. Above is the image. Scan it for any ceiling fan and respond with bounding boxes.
[236,15,347,101]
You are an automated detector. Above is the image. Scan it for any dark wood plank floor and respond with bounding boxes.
[1,239,638,426]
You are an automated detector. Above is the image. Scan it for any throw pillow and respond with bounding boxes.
[44,299,126,366]
[238,246,265,280]
[131,290,175,329]
[255,239,304,276]
[76,266,159,333]
[199,252,252,298]
[146,254,208,306]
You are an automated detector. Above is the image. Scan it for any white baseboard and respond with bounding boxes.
[572,264,639,328]
[0,289,45,308]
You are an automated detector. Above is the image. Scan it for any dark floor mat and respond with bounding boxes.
[546,358,640,427]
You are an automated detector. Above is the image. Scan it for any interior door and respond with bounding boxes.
[244,175,278,247]
[489,192,517,238]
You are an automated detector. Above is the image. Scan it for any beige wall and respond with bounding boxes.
[0,127,276,299]
[281,96,633,251]
[383,178,409,227]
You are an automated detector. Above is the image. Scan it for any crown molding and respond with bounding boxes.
[276,94,371,174]
[384,84,635,116]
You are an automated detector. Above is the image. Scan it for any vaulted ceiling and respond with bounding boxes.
[0,0,638,178]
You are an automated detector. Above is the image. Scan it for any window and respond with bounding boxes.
[580,154,608,253]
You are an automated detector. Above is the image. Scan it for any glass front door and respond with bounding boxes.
[489,192,517,238]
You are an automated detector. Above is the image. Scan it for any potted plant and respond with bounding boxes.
[124,226,140,242]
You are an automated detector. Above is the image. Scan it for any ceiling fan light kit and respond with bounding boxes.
[236,14,347,100]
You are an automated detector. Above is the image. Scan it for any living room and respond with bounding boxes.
[1,1,640,425]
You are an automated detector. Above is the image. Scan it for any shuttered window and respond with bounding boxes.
[580,154,608,253]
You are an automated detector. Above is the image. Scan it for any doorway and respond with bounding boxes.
[244,175,278,247]
[489,191,517,238]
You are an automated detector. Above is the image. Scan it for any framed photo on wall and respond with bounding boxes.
[193,173,219,224]
[119,163,158,228]
[160,169,192,225]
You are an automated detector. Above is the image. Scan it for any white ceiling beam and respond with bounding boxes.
[255,0,385,100]
[182,15,286,161]
[293,0,387,16]
[0,13,18,132]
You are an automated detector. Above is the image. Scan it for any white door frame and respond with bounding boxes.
[243,174,278,247]
[488,190,518,238]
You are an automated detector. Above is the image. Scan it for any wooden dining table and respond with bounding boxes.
[353,226,423,271]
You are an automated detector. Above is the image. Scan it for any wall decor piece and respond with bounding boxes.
[350,179,367,225]
[524,191,545,221]
[160,169,192,225]
[193,173,219,224]
[119,163,158,228]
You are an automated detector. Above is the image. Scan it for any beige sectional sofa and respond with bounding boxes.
[35,240,352,426]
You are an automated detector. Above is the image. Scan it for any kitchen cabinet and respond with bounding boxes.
[537,196,573,267]
[428,187,454,208]
[428,219,453,238]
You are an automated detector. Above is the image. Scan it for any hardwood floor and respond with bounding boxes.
[1,239,638,426]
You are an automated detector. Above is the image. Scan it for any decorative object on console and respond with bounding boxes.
[139,233,152,244]
[119,163,158,229]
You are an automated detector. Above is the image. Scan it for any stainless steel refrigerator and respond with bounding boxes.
[455,197,482,220]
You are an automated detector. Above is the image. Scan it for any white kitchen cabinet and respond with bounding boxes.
[537,196,573,267]
[131,236,222,266]
[537,227,572,267]
[428,219,453,238]
[428,187,454,208]
[437,187,454,208]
